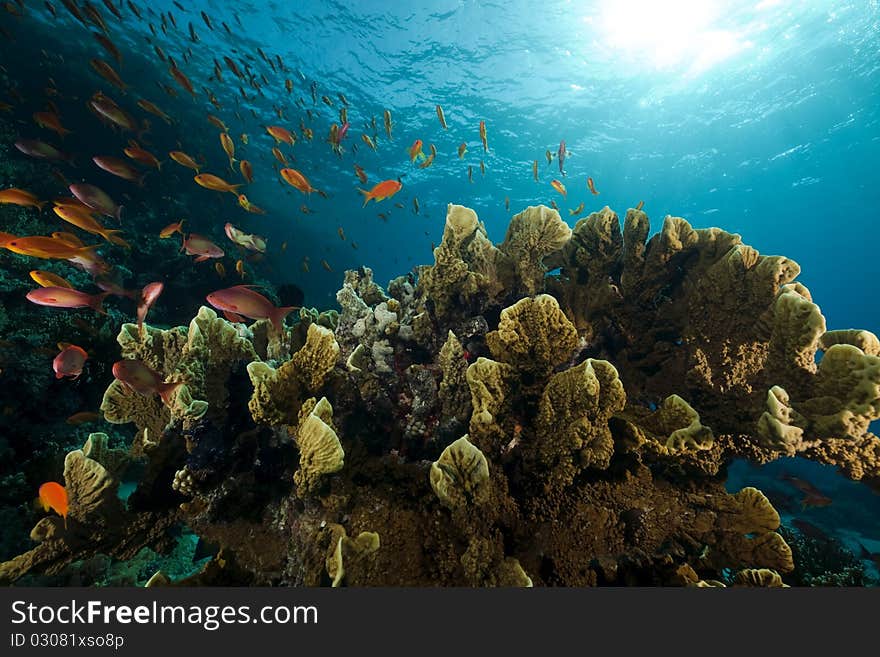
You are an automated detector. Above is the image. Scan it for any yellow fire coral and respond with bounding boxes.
[499,205,571,296]
[293,397,344,494]
[485,294,578,376]
[430,435,490,508]
[247,323,339,426]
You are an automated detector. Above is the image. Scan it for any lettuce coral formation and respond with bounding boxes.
[3,202,878,587]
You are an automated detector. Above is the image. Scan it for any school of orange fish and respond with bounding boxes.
[0,0,612,523]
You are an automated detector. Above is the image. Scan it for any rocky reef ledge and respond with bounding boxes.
[3,203,878,586]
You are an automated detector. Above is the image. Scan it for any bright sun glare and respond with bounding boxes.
[592,0,752,75]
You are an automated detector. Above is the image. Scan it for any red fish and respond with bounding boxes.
[26,286,108,314]
[206,285,298,333]
[137,281,163,331]
[53,344,88,379]
[111,359,183,407]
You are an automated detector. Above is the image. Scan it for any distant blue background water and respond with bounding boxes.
[21,0,878,335]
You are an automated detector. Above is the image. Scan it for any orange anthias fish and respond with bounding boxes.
[93,31,122,64]
[181,233,224,262]
[359,179,403,207]
[66,411,101,425]
[408,139,424,162]
[14,139,72,163]
[33,111,72,138]
[206,285,298,333]
[53,344,88,379]
[239,159,254,183]
[781,474,833,509]
[30,270,73,288]
[479,120,488,151]
[280,168,317,195]
[26,286,108,314]
[551,179,567,198]
[194,173,241,194]
[137,99,173,124]
[238,194,266,214]
[0,188,45,210]
[5,236,97,260]
[569,202,585,216]
[69,183,122,221]
[272,146,288,165]
[159,219,185,238]
[353,164,367,184]
[169,62,196,97]
[90,92,139,132]
[112,359,183,407]
[266,125,295,145]
[38,482,68,527]
[124,141,162,170]
[90,58,127,92]
[207,114,228,132]
[587,177,599,195]
[53,205,129,247]
[169,150,201,173]
[436,104,447,129]
[137,281,163,331]
[220,132,236,168]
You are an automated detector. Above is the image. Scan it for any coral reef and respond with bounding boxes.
[3,202,879,587]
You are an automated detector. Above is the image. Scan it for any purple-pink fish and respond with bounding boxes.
[181,233,224,262]
[137,282,163,331]
[92,156,146,185]
[15,139,73,163]
[111,359,182,407]
[69,183,123,222]
[206,285,298,333]
[53,344,88,379]
[26,286,108,314]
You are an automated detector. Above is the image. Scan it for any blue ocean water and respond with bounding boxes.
[16,0,878,321]
[1,0,879,582]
